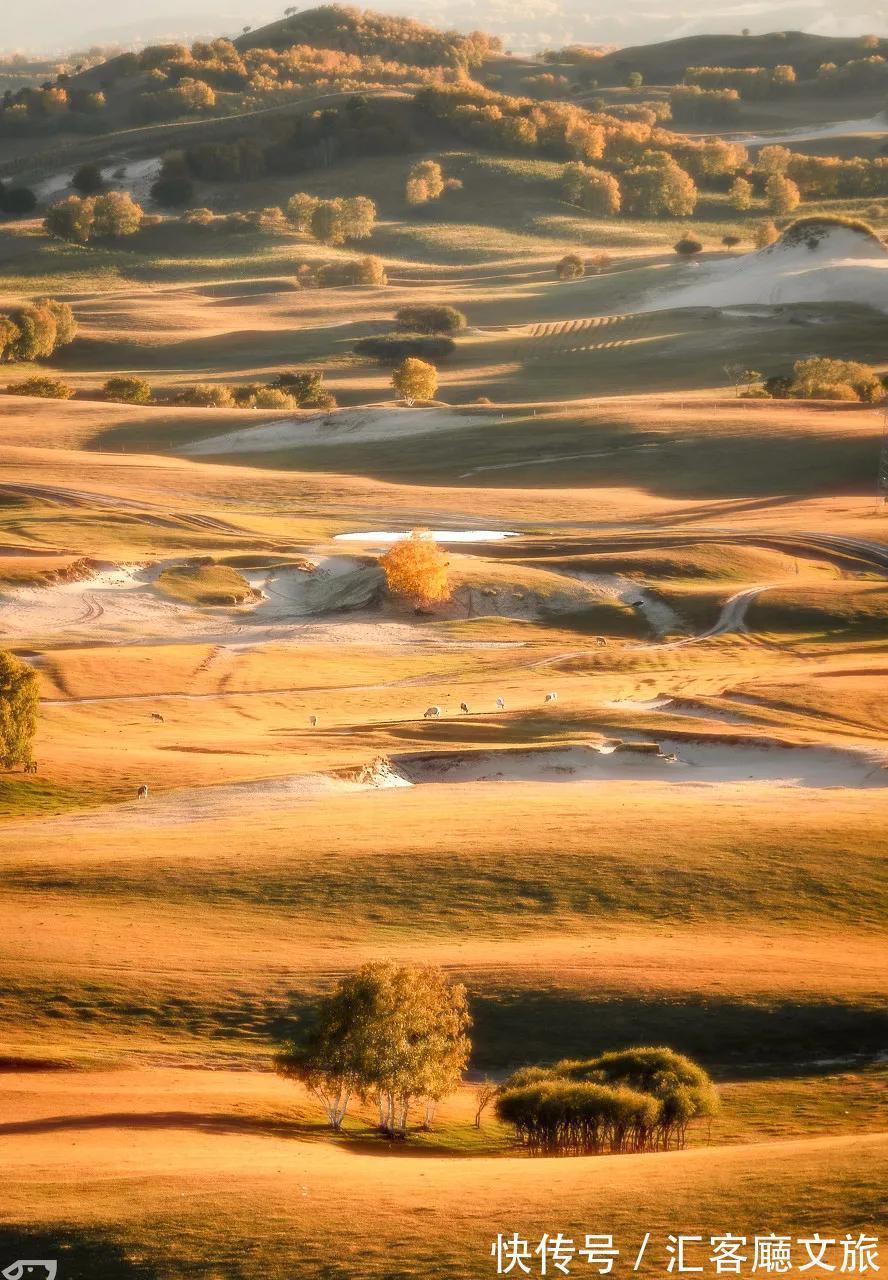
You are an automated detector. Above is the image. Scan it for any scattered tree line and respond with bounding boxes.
[683,64,797,99]
[3,369,336,409]
[495,1047,718,1155]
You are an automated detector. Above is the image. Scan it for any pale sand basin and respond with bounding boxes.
[643,226,888,313]
[179,406,492,456]
[393,740,888,789]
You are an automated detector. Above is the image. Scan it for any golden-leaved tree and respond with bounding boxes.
[380,529,450,607]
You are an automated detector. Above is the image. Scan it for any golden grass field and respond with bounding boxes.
[0,54,886,1280]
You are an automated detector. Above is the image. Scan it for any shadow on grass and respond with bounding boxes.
[467,991,888,1077]
[0,1227,159,1280]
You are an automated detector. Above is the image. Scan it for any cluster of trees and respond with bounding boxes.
[0,82,107,135]
[8,369,337,409]
[395,305,466,335]
[419,87,773,218]
[495,1048,718,1156]
[171,370,336,410]
[245,7,501,70]
[44,192,143,243]
[285,192,376,244]
[684,64,796,98]
[275,961,469,1136]
[0,299,76,363]
[759,357,884,403]
[164,97,415,188]
[2,9,500,135]
[562,155,696,217]
[815,55,888,93]
[4,376,75,399]
[381,529,451,607]
[670,85,740,125]
[0,651,39,769]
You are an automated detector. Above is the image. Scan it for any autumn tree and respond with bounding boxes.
[406,159,445,205]
[765,173,801,215]
[622,155,697,217]
[392,356,438,404]
[729,176,753,210]
[381,529,451,607]
[788,356,883,402]
[753,218,780,248]
[92,191,144,238]
[44,195,94,244]
[0,650,39,769]
[275,962,470,1137]
[561,163,621,216]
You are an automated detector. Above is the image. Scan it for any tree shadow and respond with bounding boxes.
[0,1227,159,1280]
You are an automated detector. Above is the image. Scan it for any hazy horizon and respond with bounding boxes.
[4,0,888,58]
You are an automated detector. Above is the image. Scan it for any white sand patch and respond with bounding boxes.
[179,407,490,457]
[736,114,888,146]
[643,225,888,313]
[395,740,888,789]
[31,157,161,206]
[569,572,684,637]
[334,530,519,544]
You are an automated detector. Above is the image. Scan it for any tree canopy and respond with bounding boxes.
[275,961,470,1136]
[0,650,39,769]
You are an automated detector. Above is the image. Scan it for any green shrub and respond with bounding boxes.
[5,377,74,399]
[103,376,152,404]
[394,305,466,335]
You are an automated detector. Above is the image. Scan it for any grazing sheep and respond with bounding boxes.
[309,715,318,728]
[24,760,37,775]
[544,692,558,704]
[423,706,442,719]
[460,702,470,714]
[150,712,164,723]
[495,697,505,710]
[137,784,149,800]
[595,636,608,648]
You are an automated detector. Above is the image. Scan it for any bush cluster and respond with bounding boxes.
[496,1047,718,1156]
[0,299,76,363]
[44,192,143,243]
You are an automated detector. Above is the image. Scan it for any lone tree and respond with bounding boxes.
[392,356,438,405]
[381,529,451,608]
[275,962,470,1137]
[0,650,39,769]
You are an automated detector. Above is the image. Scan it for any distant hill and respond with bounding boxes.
[590,31,887,84]
[235,6,500,67]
